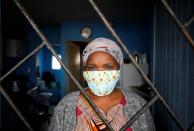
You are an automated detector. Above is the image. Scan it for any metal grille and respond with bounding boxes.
[0,0,193,131]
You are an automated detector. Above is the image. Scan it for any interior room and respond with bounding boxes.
[0,0,193,131]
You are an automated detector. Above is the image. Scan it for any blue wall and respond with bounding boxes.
[152,0,194,130]
[17,28,61,90]
[24,21,151,98]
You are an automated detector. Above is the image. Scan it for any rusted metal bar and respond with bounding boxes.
[0,42,45,82]
[87,0,186,130]
[160,0,194,49]
[183,16,194,27]
[12,0,114,130]
[120,95,159,131]
[13,0,49,44]
[0,84,34,131]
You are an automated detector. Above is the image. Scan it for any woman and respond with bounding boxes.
[48,38,155,131]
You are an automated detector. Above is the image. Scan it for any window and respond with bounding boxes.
[52,55,61,70]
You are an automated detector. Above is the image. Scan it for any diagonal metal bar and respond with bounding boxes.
[183,16,194,28]
[88,0,186,130]
[130,86,154,99]
[45,44,112,131]
[0,42,45,82]
[0,84,34,131]
[120,95,159,131]
[0,42,45,131]
[12,0,114,130]
[160,0,194,49]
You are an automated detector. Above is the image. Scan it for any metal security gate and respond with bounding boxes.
[0,0,194,131]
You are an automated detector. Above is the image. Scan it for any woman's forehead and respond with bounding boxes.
[86,51,118,65]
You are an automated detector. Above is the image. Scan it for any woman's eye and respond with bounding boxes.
[85,66,96,71]
[104,65,114,70]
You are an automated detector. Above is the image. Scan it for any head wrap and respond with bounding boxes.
[82,38,123,66]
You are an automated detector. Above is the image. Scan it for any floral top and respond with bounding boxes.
[75,94,132,131]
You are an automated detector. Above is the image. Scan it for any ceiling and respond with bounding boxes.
[3,0,154,38]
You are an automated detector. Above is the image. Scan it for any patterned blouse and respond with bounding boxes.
[75,94,132,131]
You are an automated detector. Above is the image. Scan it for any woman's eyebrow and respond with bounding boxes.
[86,64,96,66]
[103,63,114,66]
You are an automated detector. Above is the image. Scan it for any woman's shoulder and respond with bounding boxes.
[121,88,147,106]
[54,91,80,111]
[49,91,80,131]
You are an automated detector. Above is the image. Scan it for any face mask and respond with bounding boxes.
[83,70,120,96]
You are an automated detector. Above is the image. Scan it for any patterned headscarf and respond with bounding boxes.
[82,38,123,66]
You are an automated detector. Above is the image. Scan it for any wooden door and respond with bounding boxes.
[66,41,87,93]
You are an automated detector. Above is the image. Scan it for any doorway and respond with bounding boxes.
[66,41,88,93]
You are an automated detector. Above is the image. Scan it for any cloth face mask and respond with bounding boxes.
[83,70,120,96]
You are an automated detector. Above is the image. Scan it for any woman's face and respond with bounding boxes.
[84,51,119,71]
